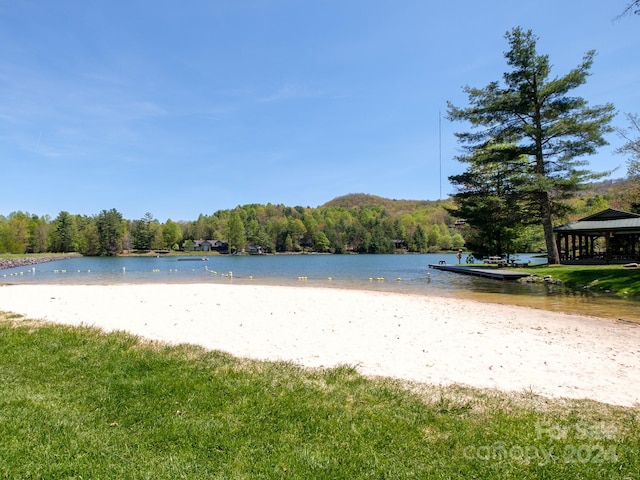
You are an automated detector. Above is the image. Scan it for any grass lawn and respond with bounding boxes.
[0,253,77,259]
[519,264,640,299]
[1,312,639,479]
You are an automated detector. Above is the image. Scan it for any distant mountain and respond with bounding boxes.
[581,178,637,212]
[321,193,449,212]
[320,179,635,217]
[585,178,631,196]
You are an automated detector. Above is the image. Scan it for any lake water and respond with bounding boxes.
[2,253,638,322]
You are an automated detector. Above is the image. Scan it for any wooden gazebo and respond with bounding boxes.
[553,208,640,264]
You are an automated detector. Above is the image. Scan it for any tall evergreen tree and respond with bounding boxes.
[51,211,77,252]
[449,142,535,256]
[448,27,615,263]
[95,208,124,256]
[131,212,156,251]
[411,224,428,253]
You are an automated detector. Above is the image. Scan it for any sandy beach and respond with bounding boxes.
[1,283,639,407]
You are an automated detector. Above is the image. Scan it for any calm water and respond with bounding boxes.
[2,253,638,322]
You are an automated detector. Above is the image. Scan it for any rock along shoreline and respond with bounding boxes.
[0,256,73,271]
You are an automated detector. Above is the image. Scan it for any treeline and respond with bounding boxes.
[2,186,629,257]
[0,195,467,255]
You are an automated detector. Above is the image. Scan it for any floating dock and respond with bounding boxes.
[428,264,534,281]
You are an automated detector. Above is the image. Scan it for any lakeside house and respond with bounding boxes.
[554,208,640,264]
[182,239,229,253]
[244,245,263,255]
[181,239,264,255]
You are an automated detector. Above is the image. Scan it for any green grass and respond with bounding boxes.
[0,253,78,259]
[1,313,639,479]
[519,264,640,299]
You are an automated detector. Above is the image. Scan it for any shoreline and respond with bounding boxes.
[0,255,74,270]
[2,275,638,324]
[1,282,639,407]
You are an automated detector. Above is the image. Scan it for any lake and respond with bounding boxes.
[2,253,638,322]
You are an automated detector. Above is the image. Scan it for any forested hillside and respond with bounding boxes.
[0,181,635,257]
[0,194,464,256]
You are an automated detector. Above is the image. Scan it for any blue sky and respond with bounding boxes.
[1,1,638,221]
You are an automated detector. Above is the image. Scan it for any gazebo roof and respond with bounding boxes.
[554,208,640,235]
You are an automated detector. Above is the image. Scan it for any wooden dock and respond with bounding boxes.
[428,264,534,281]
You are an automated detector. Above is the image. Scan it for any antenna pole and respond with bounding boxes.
[439,111,442,200]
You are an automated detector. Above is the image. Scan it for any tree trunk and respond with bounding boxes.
[539,191,560,264]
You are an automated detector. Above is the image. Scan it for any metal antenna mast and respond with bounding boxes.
[439,111,442,200]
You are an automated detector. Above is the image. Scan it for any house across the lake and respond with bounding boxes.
[182,239,229,253]
[553,208,640,264]
[244,245,263,255]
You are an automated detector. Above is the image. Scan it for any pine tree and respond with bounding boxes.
[448,27,615,263]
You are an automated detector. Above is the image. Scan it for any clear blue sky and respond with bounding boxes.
[1,1,638,221]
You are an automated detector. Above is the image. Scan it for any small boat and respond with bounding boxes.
[177,257,209,262]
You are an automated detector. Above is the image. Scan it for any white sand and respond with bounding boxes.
[1,283,639,407]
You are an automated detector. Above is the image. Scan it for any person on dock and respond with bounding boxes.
[456,249,462,264]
